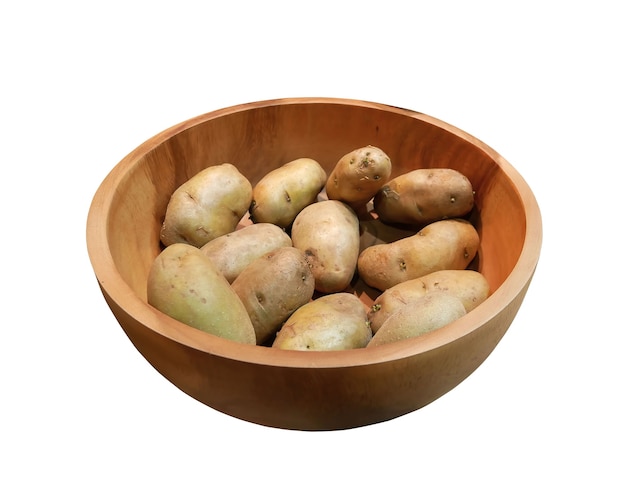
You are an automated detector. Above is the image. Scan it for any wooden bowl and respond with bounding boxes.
[86,98,542,430]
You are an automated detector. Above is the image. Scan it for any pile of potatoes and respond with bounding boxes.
[147,145,490,350]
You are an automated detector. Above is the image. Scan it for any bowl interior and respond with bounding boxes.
[91,98,537,363]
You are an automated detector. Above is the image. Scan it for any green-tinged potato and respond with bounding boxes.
[357,219,480,291]
[325,145,392,210]
[160,163,253,248]
[368,269,490,333]
[200,223,292,283]
[272,293,372,351]
[231,247,315,345]
[147,243,255,344]
[374,168,474,225]
[291,200,360,293]
[367,292,466,347]
[249,158,327,228]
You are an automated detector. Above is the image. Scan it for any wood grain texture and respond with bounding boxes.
[86,98,542,430]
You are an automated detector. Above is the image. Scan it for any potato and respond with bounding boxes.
[357,218,480,291]
[147,243,255,344]
[200,222,292,283]
[249,158,327,228]
[272,293,372,351]
[374,168,474,225]
[160,163,253,248]
[368,269,490,333]
[325,145,392,210]
[231,246,315,345]
[291,200,360,293]
[367,292,466,347]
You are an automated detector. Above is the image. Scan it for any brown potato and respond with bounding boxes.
[374,168,474,225]
[368,269,490,333]
[325,145,392,210]
[272,293,372,351]
[147,243,256,344]
[200,222,292,283]
[291,200,360,293]
[357,219,480,291]
[231,246,315,345]
[249,158,327,228]
[367,292,466,347]
[160,163,253,248]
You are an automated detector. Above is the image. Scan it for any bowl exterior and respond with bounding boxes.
[104,279,532,430]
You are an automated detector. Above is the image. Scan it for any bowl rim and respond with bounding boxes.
[86,96,542,369]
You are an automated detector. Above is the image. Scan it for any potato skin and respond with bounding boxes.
[146,243,256,344]
[231,247,315,345]
[367,292,466,347]
[272,293,372,351]
[357,219,480,291]
[374,168,474,225]
[368,269,490,333]
[160,163,253,248]
[325,145,392,210]
[291,200,360,293]
[249,158,327,228]
[200,223,292,283]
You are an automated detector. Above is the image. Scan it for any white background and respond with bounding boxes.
[2,1,624,477]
